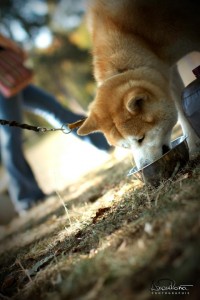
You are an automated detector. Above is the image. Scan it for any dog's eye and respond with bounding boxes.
[137,136,145,144]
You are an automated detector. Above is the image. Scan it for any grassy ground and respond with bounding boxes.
[0,145,200,300]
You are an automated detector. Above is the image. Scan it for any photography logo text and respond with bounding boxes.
[150,278,194,296]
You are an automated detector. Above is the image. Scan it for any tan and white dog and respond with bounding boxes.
[77,0,200,169]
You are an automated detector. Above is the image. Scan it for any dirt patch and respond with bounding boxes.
[0,154,200,300]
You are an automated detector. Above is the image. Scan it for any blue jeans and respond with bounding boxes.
[0,85,109,210]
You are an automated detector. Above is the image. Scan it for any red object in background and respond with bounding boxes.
[0,47,33,98]
[192,65,200,78]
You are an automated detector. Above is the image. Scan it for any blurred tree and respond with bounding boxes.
[0,0,49,42]
[0,0,95,112]
[33,30,94,111]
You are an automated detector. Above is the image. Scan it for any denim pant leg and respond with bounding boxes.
[0,93,45,210]
[22,85,110,151]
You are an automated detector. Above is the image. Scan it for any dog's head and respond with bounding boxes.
[78,70,177,169]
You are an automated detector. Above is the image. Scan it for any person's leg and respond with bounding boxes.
[170,65,200,156]
[0,93,45,212]
[22,85,110,151]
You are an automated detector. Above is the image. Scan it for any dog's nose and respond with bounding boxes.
[162,145,170,155]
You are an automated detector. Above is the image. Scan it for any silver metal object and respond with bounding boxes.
[127,136,189,186]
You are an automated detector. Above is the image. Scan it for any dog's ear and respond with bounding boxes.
[77,114,99,135]
[125,87,149,114]
[125,89,148,114]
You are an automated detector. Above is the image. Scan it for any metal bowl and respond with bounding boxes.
[127,136,189,186]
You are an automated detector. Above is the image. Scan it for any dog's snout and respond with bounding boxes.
[162,145,170,155]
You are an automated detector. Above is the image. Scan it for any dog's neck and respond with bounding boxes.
[92,33,169,86]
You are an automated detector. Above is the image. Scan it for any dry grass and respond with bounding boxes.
[0,153,200,300]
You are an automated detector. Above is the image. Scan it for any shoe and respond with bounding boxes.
[0,193,18,225]
[16,191,56,215]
